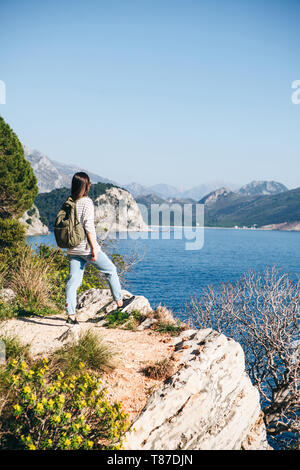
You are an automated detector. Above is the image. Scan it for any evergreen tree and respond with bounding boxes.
[0,116,38,219]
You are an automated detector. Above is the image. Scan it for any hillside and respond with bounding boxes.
[201,187,300,228]
[35,181,116,228]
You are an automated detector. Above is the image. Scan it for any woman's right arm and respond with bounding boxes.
[86,232,98,261]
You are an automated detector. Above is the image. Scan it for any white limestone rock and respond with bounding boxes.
[0,288,16,303]
[19,204,49,236]
[76,288,153,321]
[124,328,270,450]
[94,187,149,235]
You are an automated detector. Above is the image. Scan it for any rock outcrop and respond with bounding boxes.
[19,204,49,236]
[94,187,149,234]
[125,328,270,450]
[76,288,152,321]
[0,286,270,450]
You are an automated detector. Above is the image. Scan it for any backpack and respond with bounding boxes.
[54,196,86,248]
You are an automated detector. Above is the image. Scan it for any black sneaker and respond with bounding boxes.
[118,296,135,312]
[66,316,79,325]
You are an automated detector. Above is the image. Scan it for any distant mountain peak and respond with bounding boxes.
[238,180,288,196]
[199,187,232,205]
[23,144,116,193]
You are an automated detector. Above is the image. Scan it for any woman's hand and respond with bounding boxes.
[91,247,97,262]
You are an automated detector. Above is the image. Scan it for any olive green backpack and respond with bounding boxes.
[54,196,86,248]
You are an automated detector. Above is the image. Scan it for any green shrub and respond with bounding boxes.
[0,335,30,362]
[0,116,38,220]
[50,330,117,376]
[0,358,128,450]
[0,335,31,395]
[27,207,36,217]
[154,321,182,336]
[0,219,26,251]
[105,309,145,329]
[105,310,131,328]
[0,302,16,321]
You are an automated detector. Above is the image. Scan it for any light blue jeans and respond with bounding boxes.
[65,249,123,316]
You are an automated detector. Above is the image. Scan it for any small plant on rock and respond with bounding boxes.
[142,357,175,380]
[50,330,117,376]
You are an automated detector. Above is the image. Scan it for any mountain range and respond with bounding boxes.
[23,145,289,201]
[198,186,300,228]
[123,181,241,200]
[24,144,300,230]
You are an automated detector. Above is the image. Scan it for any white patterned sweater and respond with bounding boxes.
[67,196,101,256]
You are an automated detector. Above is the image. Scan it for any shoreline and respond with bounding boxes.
[26,224,300,238]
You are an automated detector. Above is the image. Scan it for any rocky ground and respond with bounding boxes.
[0,288,271,450]
[0,290,175,422]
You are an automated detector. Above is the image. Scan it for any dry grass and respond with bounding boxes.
[50,329,118,376]
[153,305,177,325]
[8,245,55,308]
[0,263,8,291]
[142,357,176,380]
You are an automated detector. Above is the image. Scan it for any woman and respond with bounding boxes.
[65,172,135,325]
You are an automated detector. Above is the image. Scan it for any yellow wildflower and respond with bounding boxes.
[23,385,31,394]
[64,439,71,448]
[58,394,65,403]
[48,398,54,408]
[36,403,44,413]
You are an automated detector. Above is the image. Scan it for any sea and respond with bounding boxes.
[27,227,300,319]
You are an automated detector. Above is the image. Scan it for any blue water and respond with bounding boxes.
[27,227,300,317]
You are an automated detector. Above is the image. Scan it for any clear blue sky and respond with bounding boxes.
[1,0,300,189]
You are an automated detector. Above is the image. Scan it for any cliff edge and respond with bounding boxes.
[0,288,270,450]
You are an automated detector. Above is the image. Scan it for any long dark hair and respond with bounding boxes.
[71,172,91,200]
